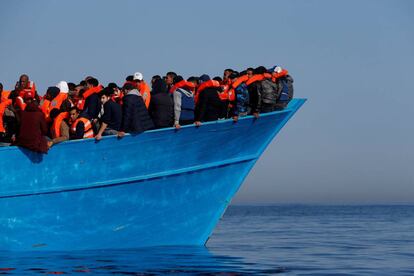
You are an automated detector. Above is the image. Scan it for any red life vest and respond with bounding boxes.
[139,81,151,109]
[272,69,289,82]
[50,93,68,111]
[77,85,103,110]
[0,99,12,133]
[245,73,272,86]
[51,112,69,138]
[1,91,11,103]
[195,80,221,104]
[169,80,196,94]
[71,117,94,138]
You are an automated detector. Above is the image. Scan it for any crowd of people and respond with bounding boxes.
[0,66,294,153]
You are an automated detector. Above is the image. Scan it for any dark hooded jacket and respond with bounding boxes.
[16,102,48,153]
[120,89,154,134]
[148,79,174,128]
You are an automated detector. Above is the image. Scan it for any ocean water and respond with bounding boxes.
[1,205,414,275]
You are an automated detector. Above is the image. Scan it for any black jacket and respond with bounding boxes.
[101,100,122,131]
[121,90,154,134]
[149,79,174,128]
[195,87,225,122]
[82,93,101,119]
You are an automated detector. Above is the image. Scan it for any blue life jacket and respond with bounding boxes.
[177,88,195,121]
[235,83,249,114]
[278,75,294,103]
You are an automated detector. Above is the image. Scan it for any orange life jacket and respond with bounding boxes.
[71,117,94,138]
[21,81,36,97]
[245,73,272,86]
[231,75,250,89]
[14,96,26,111]
[195,80,221,104]
[169,80,196,94]
[0,99,12,133]
[51,112,69,138]
[139,81,151,109]
[1,91,11,103]
[50,93,68,111]
[77,85,103,110]
[272,69,289,82]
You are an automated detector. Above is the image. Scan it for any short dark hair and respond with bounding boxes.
[166,72,177,78]
[213,76,222,82]
[173,75,184,84]
[0,83,3,90]
[86,78,99,87]
[79,80,87,87]
[126,75,134,82]
[99,87,113,97]
[122,83,135,91]
[187,76,199,84]
[68,82,76,91]
[224,68,234,73]
[246,67,254,72]
[50,108,61,120]
[70,106,79,113]
[254,66,267,74]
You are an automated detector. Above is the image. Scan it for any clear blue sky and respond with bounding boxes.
[1,0,413,204]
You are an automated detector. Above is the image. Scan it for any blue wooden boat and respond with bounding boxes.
[0,99,305,251]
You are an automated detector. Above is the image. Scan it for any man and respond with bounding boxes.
[48,108,70,147]
[0,83,11,102]
[132,72,151,109]
[40,86,60,121]
[15,93,48,153]
[194,74,224,125]
[77,77,102,120]
[165,71,177,92]
[118,83,153,137]
[15,74,37,99]
[69,107,94,139]
[148,78,174,129]
[172,76,195,129]
[95,87,122,140]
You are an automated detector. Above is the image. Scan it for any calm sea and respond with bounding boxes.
[1,205,413,275]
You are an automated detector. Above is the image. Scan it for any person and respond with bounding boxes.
[246,66,269,118]
[95,87,122,140]
[15,93,48,153]
[49,108,70,147]
[222,68,234,85]
[15,74,37,100]
[194,74,225,125]
[118,83,154,137]
[132,72,151,109]
[69,107,94,139]
[55,81,72,112]
[0,90,16,145]
[107,82,123,105]
[0,83,11,102]
[148,78,174,129]
[165,71,177,92]
[40,86,60,121]
[77,77,102,120]
[171,76,196,129]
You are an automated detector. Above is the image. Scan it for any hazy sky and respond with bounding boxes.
[0,0,413,204]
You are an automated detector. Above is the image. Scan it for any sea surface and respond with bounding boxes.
[1,205,414,275]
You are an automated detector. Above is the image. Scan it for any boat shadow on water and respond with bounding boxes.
[0,246,287,275]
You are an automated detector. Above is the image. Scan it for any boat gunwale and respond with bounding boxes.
[0,99,305,152]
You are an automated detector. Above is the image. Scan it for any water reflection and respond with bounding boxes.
[0,246,285,275]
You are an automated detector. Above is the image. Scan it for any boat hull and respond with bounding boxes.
[0,99,305,251]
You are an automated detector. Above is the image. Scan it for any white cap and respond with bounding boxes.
[133,72,143,81]
[56,81,69,93]
[274,66,283,74]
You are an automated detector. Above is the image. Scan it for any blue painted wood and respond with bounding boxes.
[0,99,306,251]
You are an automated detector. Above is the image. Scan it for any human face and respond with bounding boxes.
[19,75,29,88]
[101,95,109,105]
[165,75,174,85]
[69,110,79,122]
[247,70,254,78]
[223,70,232,80]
